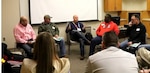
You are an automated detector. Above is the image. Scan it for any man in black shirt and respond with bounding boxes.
[120,14,146,51]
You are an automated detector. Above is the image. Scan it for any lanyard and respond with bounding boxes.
[73,22,80,28]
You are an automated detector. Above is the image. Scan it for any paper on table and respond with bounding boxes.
[130,42,141,48]
[53,37,63,41]
[7,60,22,67]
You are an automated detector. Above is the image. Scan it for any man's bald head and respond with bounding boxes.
[73,15,78,23]
[20,16,28,26]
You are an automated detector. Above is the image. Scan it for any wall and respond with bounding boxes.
[2,0,147,48]
[122,0,147,11]
[2,0,101,48]
[2,0,20,48]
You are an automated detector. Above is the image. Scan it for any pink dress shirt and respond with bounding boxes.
[13,23,36,43]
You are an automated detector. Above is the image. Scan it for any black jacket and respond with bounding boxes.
[126,22,146,44]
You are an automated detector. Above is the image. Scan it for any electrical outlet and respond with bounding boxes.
[3,37,5,41]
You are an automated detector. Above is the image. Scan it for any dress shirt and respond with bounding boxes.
[14,23,36,43]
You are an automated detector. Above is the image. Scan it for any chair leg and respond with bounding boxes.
[68,45,70,55]
[55,44,59,53]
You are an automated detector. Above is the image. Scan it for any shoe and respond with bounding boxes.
[86,40,91,45]
[88,40,91,44]
[60,55,68,58]
[80,56,85,60]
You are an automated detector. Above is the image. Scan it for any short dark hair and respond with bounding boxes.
[132,14,140,20]
[44,15,52,19]
[105,14,112,20]
[102,31,118,48]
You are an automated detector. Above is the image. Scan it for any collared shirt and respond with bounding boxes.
[38,22,59,36]
[13,23,36,43]
[85,46,139,73]
[96,21,120,36]
[65,22,85,33]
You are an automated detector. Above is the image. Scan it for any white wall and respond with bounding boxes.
[122,0,147,11]
[20,0,102,40]
[2,0,101,48]
[20,0,104,21]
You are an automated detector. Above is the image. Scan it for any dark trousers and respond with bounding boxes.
[17,43,33,58]
[70,31,88,57]
[70,30,89,42]
[79,38,85,57]
[89,36,102,56]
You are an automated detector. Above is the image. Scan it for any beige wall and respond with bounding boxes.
[2,0,20,48]
[122,0,147,11]
[2,0,148,48]
[2,0,102,48]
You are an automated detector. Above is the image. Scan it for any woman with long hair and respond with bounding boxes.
[21,32,70,73]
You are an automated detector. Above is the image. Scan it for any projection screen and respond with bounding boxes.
[29,0,98,24]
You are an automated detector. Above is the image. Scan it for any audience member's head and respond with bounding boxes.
[102,31,119,49]
[44,15,52,24]
[73,15,78,23]
[104,14,112,23]
[33,32,60,73]
[20,16,28,26]
[131,14,140,25]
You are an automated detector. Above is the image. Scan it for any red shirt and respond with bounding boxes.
[96,21,120,36]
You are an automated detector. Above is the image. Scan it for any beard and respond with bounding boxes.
[104,19,110,23]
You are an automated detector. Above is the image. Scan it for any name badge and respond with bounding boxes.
[52,26,55,29]
[136,28,140,31]
[77,28,81,31]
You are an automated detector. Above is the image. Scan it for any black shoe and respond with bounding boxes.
[87,40,91,44]
[60,55,68,58]
[80,56,85,60]
[85,40,91,45]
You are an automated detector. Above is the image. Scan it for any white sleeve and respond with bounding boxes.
[85,59,92,73]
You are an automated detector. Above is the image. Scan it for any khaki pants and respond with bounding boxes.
[136,47,150,69]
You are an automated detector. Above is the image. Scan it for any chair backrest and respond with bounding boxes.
[85,26,91,33]
[66,33,71,45]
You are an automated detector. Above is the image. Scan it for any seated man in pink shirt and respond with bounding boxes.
[13,16,36,58]
[89,14,120,56]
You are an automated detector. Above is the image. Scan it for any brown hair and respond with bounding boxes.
[33,32,62,73]
[102,31,118,48]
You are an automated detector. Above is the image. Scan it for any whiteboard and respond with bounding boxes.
[20,0,103,24]
[30,0,98,24]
